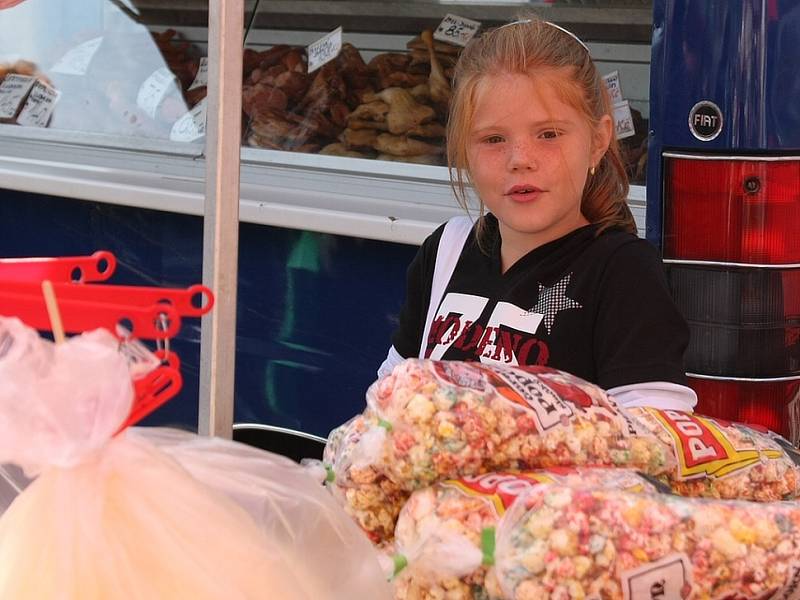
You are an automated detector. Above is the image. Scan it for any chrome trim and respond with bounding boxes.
[663,258,800,269]
[663,152,800,161]
[687,373,800,383]
[233,423,328,444]
[0,123,203,157]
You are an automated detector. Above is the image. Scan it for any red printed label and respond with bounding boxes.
[442,471,559,516]
[431,362,609,433]
[649,409,782,479]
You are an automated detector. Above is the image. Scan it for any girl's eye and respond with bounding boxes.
[483,135,505,144]
[539,129,562,140]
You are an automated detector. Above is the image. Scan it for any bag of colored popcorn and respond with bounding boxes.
[390,468,660,600]
[368,361,673,489]
[326,360,673,544]
[630,407,800,501]
[495,484,800,600]
[323,415,409,544]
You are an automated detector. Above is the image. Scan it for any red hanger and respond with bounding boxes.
[0,251,115,283]
[0,251,215,430]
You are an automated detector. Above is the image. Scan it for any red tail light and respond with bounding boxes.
[664,157,800,263]
[689,376,800,443]
[663,154,800,437]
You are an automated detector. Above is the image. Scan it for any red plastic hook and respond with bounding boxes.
[0,290,181,340]
[1,281,213,318]
[0,251,115,283]
[118,351,183,433]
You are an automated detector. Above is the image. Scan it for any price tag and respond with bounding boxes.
[307,27,343,74]
[16,81,60,127]
[602,70,624,105]
[51,36,103,76]
[613,100,636,140]
[0,74,35,120]
[170,97,207,142]
[434,13,482,47]
[136,67,180,119]
[621,553,691,600]
[115,324,161,380]
[188,57,208,90]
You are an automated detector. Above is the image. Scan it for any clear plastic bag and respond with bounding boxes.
[0,317,391,600]
[326,360,673,543]
[495,484,800,600]
[391,469,660,600]
[323,414,409,544]
[367,360,673,488]
[630,407,800,501]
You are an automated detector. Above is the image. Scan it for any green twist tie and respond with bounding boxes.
[378,419,393,432]
[481,527,496,566]
[392,554,408,577]
[324,464,335,483]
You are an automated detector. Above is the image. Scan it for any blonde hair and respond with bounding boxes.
[446,16,636,241]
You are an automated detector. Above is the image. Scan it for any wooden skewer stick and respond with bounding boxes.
[41,280,65,344]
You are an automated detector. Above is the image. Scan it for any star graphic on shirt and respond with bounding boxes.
[530,273,582,334]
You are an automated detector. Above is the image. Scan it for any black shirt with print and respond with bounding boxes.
[391,214,690,390]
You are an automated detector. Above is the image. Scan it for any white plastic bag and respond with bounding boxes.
[0,317,391,600]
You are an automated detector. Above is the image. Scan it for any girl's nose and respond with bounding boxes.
[508,141,537,171]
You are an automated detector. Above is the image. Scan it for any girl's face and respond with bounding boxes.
[466,70,612,253]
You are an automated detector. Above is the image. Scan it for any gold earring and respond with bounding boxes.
[590,166,596,176]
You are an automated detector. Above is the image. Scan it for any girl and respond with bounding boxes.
[380,17,696,412]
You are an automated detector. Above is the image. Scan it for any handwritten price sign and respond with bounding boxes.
[17,81,61,128]
[602,70,624,105]
[0,74,35,120]
[307,27,343,73]
[613,100,636,140]
[188,57,208,91]
[170,98,207,142]
[434,14,481,47]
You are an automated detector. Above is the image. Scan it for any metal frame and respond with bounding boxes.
[664,258,800,269]
[687,373,800,383]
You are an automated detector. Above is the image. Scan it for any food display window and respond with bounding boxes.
[0,0,653,244]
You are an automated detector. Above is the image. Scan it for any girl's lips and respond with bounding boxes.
[505,185,544,202]
[506,184,543,195]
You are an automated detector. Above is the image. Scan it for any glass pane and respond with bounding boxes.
[241,0,651,182]
[0,0,234,144]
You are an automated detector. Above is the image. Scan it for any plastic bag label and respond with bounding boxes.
[432,361,604,433]
[772,564,800,600]
[16,81,60,128]
[0,74,35,119]
[51,36,103,76]
[649,409,782,480]
[621,553,691,600]
[443,472,557,517]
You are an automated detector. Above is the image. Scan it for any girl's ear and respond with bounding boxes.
[591,114,614,166]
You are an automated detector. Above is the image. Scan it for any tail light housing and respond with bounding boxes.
[663,153,800,441]
[664,157,800,263]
